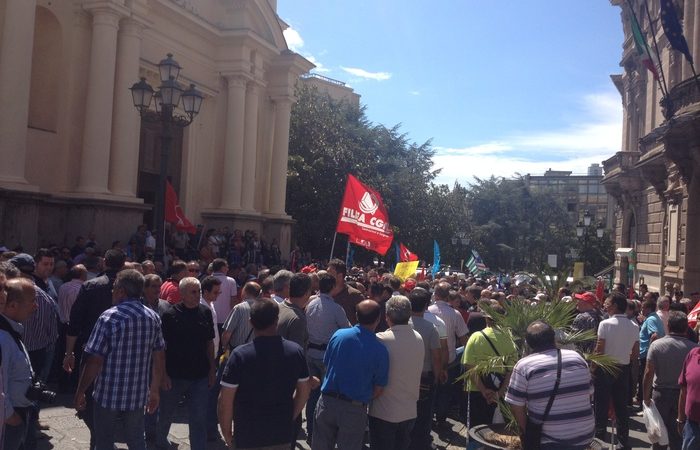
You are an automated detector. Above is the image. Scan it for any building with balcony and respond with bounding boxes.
[603,0,700,292]
[0,0,313,256]
[299,73,360,107]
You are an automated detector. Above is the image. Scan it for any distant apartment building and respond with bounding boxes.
[299,73,361,107]
[523,164,616,229]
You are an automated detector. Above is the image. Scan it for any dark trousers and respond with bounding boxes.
[409,374,435,450]
[368,416,415,450]
[652,388,682,450]
[4,407,33,450]
[594,364,630,448]
[434,361,462,422]
[93,403,146,450]
[637,357,647,404]
[305,357,326,438]
[468,390,496,427]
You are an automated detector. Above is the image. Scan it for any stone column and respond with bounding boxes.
[220,76,247,210]
[109,18,144,197]
[268,97,293,216]
[77,6,123,194]
[0,0,37,188]
[241,82,260,212]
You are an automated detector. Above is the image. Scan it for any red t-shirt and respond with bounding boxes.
[679,347,700,422]
[160,280,181,305]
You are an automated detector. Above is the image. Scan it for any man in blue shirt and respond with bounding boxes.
[312,300,389,450]
[638,297,665,402]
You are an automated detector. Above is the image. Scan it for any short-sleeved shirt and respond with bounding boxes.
[506,349,594,446]
[428,301,469,363]
[679,347,700,422]
[305,294,350,360]
[409,316,441,373]
[276,301,308,352]
[321,325,389,404]
[462,326,518,392]
[597,314,639,364]
[161,303,214,380]
[221,335,309,448]
[84,299,165,410]
[160,280,180,305]
[200,298,219,356]
[648,335,696,390]
[222,299,255,350]
[369,325,424,423]
[212,272,237,325]
[424,311,447,339]
[640,312,665,358]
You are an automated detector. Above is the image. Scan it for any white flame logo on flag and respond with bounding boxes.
[359,191,379,215]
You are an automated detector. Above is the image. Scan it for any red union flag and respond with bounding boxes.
[336,174,393,255]
[399,243,418,262]
[165,181,196,234]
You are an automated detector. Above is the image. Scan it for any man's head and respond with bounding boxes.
[642,298,657,316]
[408,287,431,313]
[356,299,382,329]
[434,282,451,301]
[250,298,279,332]
[242,281,262,300]
[0,261,20,314]
[385,295,412,326]
[273,270,294,298]
[525,320,556,352]
[289,273,312,305]
[143,274,162,303]
[668,310,688,334]
[178,277,201,307]
[387,276,401,292]
[318,272,336,295]
[112,269,145,304]
[169,260,188,282]
[104,249,126,271]
[327,258,347,285]
[604,292,628,315]
[5,278,38,322]
[187,260,201,277]
[33,248,54,280]
[447,291,462,309]
[142,260,156,275]
[69,264,88,282]
[211,258,228,274]
[9,253,35,277]
[657,295,671,312]
[201,275,222,303]
[52,259,68,279]
[574,291,598,312]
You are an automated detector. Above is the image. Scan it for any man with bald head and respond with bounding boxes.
[312,300,389,450]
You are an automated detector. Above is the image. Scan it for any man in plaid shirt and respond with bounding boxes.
[74,269,165,450]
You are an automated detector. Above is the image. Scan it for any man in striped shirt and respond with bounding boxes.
[505,321,594,449]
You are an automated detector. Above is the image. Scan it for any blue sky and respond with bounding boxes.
[279,1,625,185]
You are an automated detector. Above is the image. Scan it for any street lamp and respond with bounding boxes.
[575,212,606,275]
[452,230,470,271]
[130,53,204,262]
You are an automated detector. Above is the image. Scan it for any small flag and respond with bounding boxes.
[431,241,441,277]
[466,250,489,275]
[165,181,196,233]
[595,277,605,302]
[394,261,419,281]
[399,243,418,262]
[630,9,660,80]
[660,0,694,64]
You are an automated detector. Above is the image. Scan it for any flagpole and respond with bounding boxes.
[345,239,351,267]
[640,0,670,97]
[329,232,338,261]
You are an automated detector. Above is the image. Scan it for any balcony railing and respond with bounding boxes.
[662,76,700,119]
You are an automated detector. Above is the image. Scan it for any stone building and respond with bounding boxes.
[603,0,700,292]
[299,73,360,107]
[0,0,312,256]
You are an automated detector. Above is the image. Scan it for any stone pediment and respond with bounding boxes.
[166,0,286,49]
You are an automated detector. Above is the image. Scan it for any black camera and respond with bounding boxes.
[26,382,56,404]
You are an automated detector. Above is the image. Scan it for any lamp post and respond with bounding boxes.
[575,210,605,275]
[130,54,203,262]
[451,230,470,272]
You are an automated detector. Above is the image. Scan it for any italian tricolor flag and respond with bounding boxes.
[630,11,659,80]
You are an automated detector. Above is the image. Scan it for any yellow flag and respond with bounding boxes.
[573,262,585,280]
[394,261,419,281]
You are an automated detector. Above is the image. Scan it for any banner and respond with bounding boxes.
[336,174,394,255]
[394,261,419,281]
[165,181,196,234]
[399,243,418,262]
[431,240,441,277]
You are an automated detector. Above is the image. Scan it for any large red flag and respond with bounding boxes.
[399,243,418,262]
[165,181,196,234]
[336,174,393,255]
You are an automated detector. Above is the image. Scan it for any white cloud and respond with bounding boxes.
[305,55,330,73]
[409,90,421,96]
[432,90,623,186]
[283,27,304,53]
[341,66,392,81]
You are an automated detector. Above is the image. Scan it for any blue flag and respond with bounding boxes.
[660,0,693,64]
[431,240,441,277]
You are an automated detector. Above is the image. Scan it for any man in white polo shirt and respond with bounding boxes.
[210,258,237,329]
[593,292,640,449]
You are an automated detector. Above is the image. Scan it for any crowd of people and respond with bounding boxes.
[0,241,699,450]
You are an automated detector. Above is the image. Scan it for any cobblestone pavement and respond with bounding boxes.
[36,394,651,449]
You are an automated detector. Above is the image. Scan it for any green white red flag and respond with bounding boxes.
[630,9,659,80]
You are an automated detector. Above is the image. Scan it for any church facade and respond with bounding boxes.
[0,0,312,256]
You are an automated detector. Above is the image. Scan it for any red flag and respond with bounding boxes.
[336,174,393,255]
[165,181,196,234]
[688,302,700,329]
[417,266,426,281]
[399,243,418,262]
[595,277,605,302]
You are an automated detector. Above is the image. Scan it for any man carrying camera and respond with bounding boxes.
[0,278,39,450]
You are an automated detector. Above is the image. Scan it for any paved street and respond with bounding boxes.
[36,394,651,450]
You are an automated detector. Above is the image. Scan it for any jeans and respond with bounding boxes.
[540,444,588,450]
[368,416,415,450]
[93,403,146,450]
[652,388,682,450]
[206,360,226,439]
[408,375,435,450]
[312,394,367,450]
[4,407,32,450]
[305,357,326,438]
[157,377,209,450]
[594,364,630,448]
[683,420,700,450]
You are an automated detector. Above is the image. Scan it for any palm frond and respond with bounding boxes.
[584,352,621,376]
